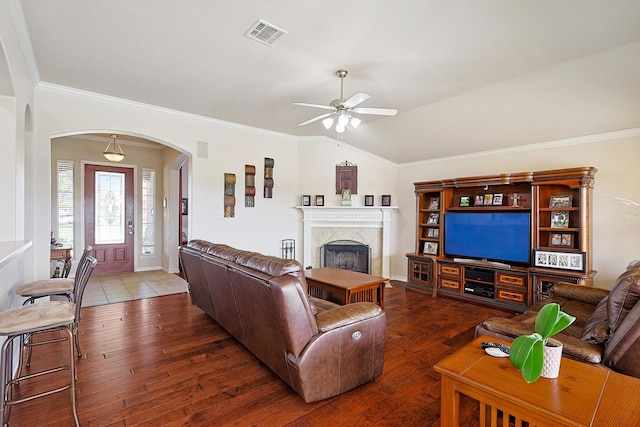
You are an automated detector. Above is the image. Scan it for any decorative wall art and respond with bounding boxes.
[224,173,236,218]
[264,157,274,198]
[245,164,256,207]
[335,160,358,195]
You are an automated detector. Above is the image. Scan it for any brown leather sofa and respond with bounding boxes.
[475,261,640,378]
[179,240,387,403]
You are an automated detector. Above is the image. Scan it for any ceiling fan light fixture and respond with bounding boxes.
[103,134,126,162]
[350,116,361,129]
[322,117,335,129]
[335,123,346,133]
[337,113,349,127]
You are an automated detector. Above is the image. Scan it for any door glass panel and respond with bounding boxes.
[95,171,125,244]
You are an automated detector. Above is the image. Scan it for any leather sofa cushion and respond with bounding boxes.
[552,283,608,307]
[608,266,640,333]
[236,253,302,277]
[479,315,604,363]
[581,296,610,345]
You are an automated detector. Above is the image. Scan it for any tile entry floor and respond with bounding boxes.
[82,270,188,307]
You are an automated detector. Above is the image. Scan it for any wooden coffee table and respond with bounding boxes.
[304,267,387,309]
[434,337,640,427]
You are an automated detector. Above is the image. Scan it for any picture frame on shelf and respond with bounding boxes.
[429,196,440,210]
[381,195,391,206]
[474,194,484,206]
[549,195,573,208]
[315,195,324,206]
[550,211,569,228]
[301,195,311,206]
[492,193,503,205]
[549,232,573,248]
[484,193,494,205]
[423,241,438,255]
[459,196,471,207]
[427,228,439,238]
[364,195,374,206]
[534,250,584,272]
[427,212,439,224]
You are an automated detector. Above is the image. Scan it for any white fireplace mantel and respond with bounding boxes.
[297,206,397,278]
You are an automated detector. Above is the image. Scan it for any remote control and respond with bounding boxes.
[481,342,510,354]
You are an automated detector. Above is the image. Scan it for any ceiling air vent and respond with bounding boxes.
[244,19,287,46]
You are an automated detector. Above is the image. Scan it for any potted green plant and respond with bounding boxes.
[509,303,576,383]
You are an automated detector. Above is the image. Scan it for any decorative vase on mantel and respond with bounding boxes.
[540,338,563,379]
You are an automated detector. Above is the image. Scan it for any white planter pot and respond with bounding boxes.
[541,338,563,379]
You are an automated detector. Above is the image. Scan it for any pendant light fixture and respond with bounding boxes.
[103,134,125,162]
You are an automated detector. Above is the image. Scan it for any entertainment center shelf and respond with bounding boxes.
[407,167,597,311]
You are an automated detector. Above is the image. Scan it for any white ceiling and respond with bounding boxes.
[17,0,640,163]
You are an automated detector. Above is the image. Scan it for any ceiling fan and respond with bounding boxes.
[294,69,398,133]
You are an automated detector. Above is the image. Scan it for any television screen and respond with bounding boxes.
[444,212,531,265]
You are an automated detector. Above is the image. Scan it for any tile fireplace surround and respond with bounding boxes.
[298,207,397,278]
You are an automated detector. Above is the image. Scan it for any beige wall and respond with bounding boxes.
[0,0,36,312]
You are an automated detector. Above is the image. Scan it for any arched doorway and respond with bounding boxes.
[50,132,190,275]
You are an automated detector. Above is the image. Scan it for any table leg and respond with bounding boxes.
[62,257,72,278]
[440,375,459,427]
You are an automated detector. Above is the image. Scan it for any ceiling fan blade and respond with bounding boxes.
[343,92,371,108]
[293,102,336,111]
[353,107,398,116]
[298,112,334,126]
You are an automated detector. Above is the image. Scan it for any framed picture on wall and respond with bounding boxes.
[302,195,311,206]
[315,195,324,206]
[381,195,391,206]
[181,198,188,215]
[364,195,374,206]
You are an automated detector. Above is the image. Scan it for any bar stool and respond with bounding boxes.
[0,256,96,426]
[15,246,92,305]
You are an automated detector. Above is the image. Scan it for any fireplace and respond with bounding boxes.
[298,206,397,278]
[322,240,370,274]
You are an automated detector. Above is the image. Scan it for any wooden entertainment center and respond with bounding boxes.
[407,167,597,311]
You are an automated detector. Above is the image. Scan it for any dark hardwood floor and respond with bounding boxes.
[8,282,511,426]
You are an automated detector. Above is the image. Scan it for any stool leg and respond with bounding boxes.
[0,335,15,427]
[73,322,82,357]
[64,326,80,427]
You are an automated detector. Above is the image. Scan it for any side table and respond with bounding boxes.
[434,337,640,426]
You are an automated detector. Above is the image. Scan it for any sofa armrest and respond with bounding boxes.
[603,300,640,378]
[552,283,609,306]
[287,305,386,402]
[315,302,383,333]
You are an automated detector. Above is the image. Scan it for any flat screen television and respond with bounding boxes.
[444,212,531,265]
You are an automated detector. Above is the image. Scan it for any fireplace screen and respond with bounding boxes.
[321,240,370,274]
